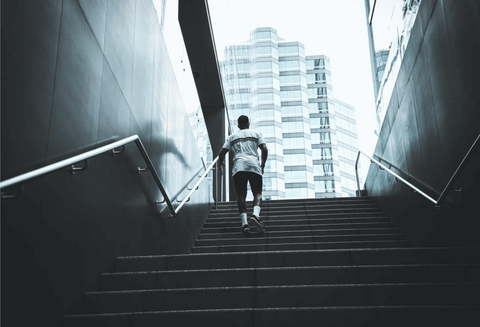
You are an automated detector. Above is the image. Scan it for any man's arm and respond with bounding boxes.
[217,148,229,171]
[259,143,268,175]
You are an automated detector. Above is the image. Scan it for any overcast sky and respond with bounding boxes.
[207,0,378,159]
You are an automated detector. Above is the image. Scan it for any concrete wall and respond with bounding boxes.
[1,0,211,325]
[364,0,480,247]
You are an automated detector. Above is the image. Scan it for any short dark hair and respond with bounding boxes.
[238,115,249,126]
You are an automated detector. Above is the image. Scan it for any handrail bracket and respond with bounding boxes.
[71,159,89,175]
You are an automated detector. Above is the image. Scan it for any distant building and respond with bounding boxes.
[365,0,422,133]
[220,27,359,199]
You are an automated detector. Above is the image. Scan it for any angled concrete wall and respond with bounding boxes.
[364,0,480,246]
[1,0,212,325]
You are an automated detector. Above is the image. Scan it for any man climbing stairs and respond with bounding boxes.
[65,197,480,326]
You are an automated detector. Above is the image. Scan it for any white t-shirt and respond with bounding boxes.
[222,129,266,176]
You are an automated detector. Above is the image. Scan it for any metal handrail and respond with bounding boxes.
[0,135,219,216]
[175,157,219,214]
[355,133,480,206]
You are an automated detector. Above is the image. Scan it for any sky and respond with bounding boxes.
[207,0,379,160]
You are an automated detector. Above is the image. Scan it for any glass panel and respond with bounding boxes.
[311,117,330,128]
[284,154,306,165]
[314,180,335,192]
[285,171,307,180]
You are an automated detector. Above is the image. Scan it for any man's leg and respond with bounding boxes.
[252,191,262,217]
[248,173,265,232]
[237,189,248,214]
[233,173,250,233]
[253,191,262,208]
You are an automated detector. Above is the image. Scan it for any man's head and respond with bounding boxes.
[238,115,250,129]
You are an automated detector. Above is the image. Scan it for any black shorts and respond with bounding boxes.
[233,172,263,194]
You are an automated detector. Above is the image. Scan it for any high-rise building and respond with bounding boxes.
[220,27,359,199]
[365,0,422,133]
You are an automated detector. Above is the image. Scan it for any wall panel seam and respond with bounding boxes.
[45,0,65,165]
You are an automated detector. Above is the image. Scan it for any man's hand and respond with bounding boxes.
[259,144,268,175]
[217,148,229,172]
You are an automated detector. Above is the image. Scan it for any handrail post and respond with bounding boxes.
[221,166,224,202]
[355,151,362,197]
[356,150,437,204]
[175,157,219,215]
[214,161,218,210]
[134,139,177,216]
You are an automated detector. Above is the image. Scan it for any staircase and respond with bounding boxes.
[65,197,480,326]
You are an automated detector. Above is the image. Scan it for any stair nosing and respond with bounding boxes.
[115,246,480,260]
[198,227,399,236]
[103,263,480,276]
[195,233,406,242]
[192,239,410,250]
[86,282,480,295]
[65,305,480,318]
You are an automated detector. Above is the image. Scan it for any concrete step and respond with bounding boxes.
[200,221,396,234]
[209,204,380,216]
[82,283,480,314]
[195,233,406,247]
[63,306,480,327]
[192,240,410,253]
[202,217,390,229]
[101,264,480,291]
[214,197,376,208]
[115,247,480,273]
[207,209,384,220]
[197,227,400,239]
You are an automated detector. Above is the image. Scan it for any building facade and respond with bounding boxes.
[365,0,422,133]
[220,27,359,199]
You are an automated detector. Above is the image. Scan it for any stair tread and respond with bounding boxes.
[196,233,405,241]
[67,304,480,317]
[198,228,399,238]
[104,263,480,275]
[116,246,480,259]
[194,239,409,247]
[88,282,480,295]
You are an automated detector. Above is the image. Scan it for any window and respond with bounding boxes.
[254,30,277,42]
[257,77,273,86]
[307,59,324,69]
[257,93,274,102]
[257,109,281,122]
[255,61,272,71]
[312,148,333,160]
[262,178,278,191]
[285,188,308,199]
[279,45,305,56]
[280,90,307,102]
[307,58,330,70]
[285,171,307,181]
[279,60,306,71]
[311,132,331,144]
[308,73,326,84]
[282,105,305,116]
[284,154,306,165]
[258,125,281,138]
[308,102,329,113]
[280,74,305,86]
[283,137,305,147]
[313,163,334,176]
[267,142,283,155]
[283,121,305,132]
[308,87,329,99]
[311,117,330,128]
[314,180,335,192]
[255,46,278,58]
